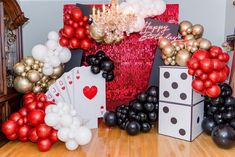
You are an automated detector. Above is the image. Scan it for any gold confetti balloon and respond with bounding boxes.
[176,49,191,66]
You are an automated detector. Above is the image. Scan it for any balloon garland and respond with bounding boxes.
[104,86,159,135]
[203,83,235,149]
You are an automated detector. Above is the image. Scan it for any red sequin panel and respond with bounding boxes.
[63,4,179,111]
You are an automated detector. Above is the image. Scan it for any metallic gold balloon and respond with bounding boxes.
[47,79,56,87]
[186,39,195,47]
[33,86,42,93]
[166,57,172,63]
[25,66,31,72]
[41,76,49,82]
[34,60,40,64]
[39,63,44,67]
[178,43,185,49]
[171,60,176,66]
[186,45,192,52]
[24,56,34,66]
[38,68,42,73]
[181,31,187,36]
[175,46,181,51]
[164,60,170,65]
[13,63,25,75]
[89,24,105,41]
[159,38,170,49]
[193,40,200,47]
[162,45,174,57]
[176,49,191,66]
[41,83,47,88]
[32,64,39,70]
[192,24,204,38]
[171,41,179,47]
[184,34,195,41]
[27,70,41,83]
[14,76,33,93]
[172,56,176,60]
[21,72,27,77]
[161,54,167,60]
[186,28,192,34]
[51,65,64,79]
[191,46,198,53]
[179,21,193,35]
[199,38,212,50]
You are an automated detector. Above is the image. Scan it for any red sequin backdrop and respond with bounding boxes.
[64,4,179,111]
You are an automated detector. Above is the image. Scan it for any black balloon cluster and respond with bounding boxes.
[103,86,159,136]
[86,51,115,82]
[202,83,235,149]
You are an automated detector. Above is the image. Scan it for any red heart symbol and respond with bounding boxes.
[100,106,104,109]
[76,76,80,80]
[83,86,97,100]
[69,81,72,85]
[52,99,55,102]
[62,86,65,90]
[56,93,60,97]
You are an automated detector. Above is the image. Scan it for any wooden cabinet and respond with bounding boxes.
[0,0,28,147]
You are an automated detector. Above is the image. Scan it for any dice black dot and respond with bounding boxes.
[171,82,178,89]
[197,117,200,123]
[171,117,177,124]
[163,106,169,113]
[179,129,186,136]
[180,93,187,100]
[163,72,170,79]
[180,73,188,80]
[163,91,170,98]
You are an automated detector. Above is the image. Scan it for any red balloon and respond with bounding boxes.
[23,93,35,100]
[28,128,39,143]
[36,102,44,109]
[200,73,208,81]
[19,108,28,116]
[209,46,222,58]
[188,69,195,75]
[36,124,52,139]
[36,93,47,102]
[64,19,74,26]
[19,136,28,142]
[192,50,210,61]
[187,58,199,70]
[206,85,221,98]
[7,133,18,140]
[69,38,80,49]
[200,58,213,73]
[71,8,83,22]
[195,69,203,77]
[211,59,225,71]
[38,138,52,152]
[218,54,225,61]
[204,80,213,88]
[26,101,37,111]
[209,71,220,83]
[73,22,79,28]
[24,97,34,106]
[83,16,88,22]
[59,37,69,47]
[75,27,86,39]
[2,120,18,135]
[18,125,30,139]
[192,79,204,92]
[17,118,24,126]
[218,71,227,83]
[10,112,22,122]
[64,13,71,20]
[81,38,92,50]
[223,65,230,76]
[23,117,27,124]
[50,130,58,143]
[62,25,75,38]
[27,109,45,126]
[223,53,230,62]
[78,21,84,27]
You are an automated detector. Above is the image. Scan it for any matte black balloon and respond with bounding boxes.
[126,121,141,136]
[144,102,155,112]
[137,93,147,102]
[104,111,117,127]
[101,60,114,72]
[148,112,157,122]
[132,101,143,111]
[91,65,100,74]
[211,124,235,149]
[86,55,96,65]
[201,117,217,135]
[224,97,235,106]
[147,86,159,97]
[138,112,147,122]
[211,97,224,106]
[141,122,151,133]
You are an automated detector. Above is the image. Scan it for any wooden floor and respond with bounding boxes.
[0,123,235,157]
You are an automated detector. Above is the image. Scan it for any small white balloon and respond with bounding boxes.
[42,66,53,75]
[32,44,48,62]
[45,113,59,127]
[48,31,59,41]
[70,110,77,116]
[46,40,58,51]
[58,128,70,142]
[75,127,92,145]
[48,56,61,67]
[45,105,53,114]
[58,48,72,63]
[60,114,73,127]
[65,140,79,151]
[68,131,76,139]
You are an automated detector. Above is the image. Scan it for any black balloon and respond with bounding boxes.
[201,117,217,135]
[102,71,108,79]
[101,60,114,72]
[91,65,100,74]
[106,72,115,82]
[138,112,147,122]
[86,55,96,65]
[144,102,154,112]
[141,122,151,133]
[96,50,106,57]
[137,93,147,102]
[148,112,157,122]
[147,96,154,103]
[88,17,93,25]
[211,124,235,149]
[222,111,233,121]
[126,121,141,136]
[214,113,224,124]
[132,101,143,111]
[230,119,235,129]
[104,111,117,127]
[147,86,158,97]
[211,97,224,106]
[224,97,235,106]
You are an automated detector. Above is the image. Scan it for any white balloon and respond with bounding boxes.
[75,127,92,145]
[54,124,62,130]
[60,114,73,127]
[68,131,76,139]
[48,31,59,41]
[46,40,58,51]
[45,105,53,113]
[65,140,79,151]
[32,44,48,62]
[70,110,77,116]
[58,48,71,63]
[42,66,53,75]
[45,113,59,127]
[58,128,70,142]
[56,44,63,52]
[49,56,61,67]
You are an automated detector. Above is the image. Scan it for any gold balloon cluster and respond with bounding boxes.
[159,21,212,66]
[13,56,64,93]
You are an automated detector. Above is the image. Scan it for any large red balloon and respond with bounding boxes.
[36,93,47,102]
[187,58,199,70]
[26,101,37,111]
[36,124,52,139]
[209,71,220,83]
[218,71,227,83]
[222,53,230,62]
[192,50,210,61]
[209,46,222,58]
[206,85,221,98]
[81,38,92,50]
[10,112,22,122]
[27,109,45,126]
[50,130,58,143]
[18,125,30,139]
[71,8,83,22]
[69,38,80,49]
[75,27,86,39]
[17,118,24,126]
[204,80,213,88]
[7,133,18,140]
[38,139,52,152]
[192,79,204,92]
[62,25,75,38]
[2,120,18,135]
[59,37,69,47]
[19,108,28,116]
[200,58,213,73]
[223,65,230,76]
[211,59,225,71]
[28,128,39,143]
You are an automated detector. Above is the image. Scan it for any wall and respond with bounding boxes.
[19,0,235,56]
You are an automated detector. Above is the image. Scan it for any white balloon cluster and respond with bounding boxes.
[45,102,92,151]
[120,0,166,33]
[32,31,72,76]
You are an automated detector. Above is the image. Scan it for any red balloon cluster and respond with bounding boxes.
[59,7,92,50]
[1,93,58,152]
[187,46,230,98]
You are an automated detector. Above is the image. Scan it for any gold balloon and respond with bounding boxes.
[193,40,200,47]
[191,46,198,53]
[24,56,34,66]
[89,24,105,41]
[34,60,40,64]
[27,70,41,83]
[186,27,192,34]
[175,46,181,51]
[176,49,191,66]
[178,43,185,49]
[186,45,192,52]
[41,83,47,88]
[184,34,195,41]
[192,24,204,38]
[181,31,187,36]
[171,60,176,66]
[21,72,27,77]
[38,68,42,73]
[159,38,170,49]
[25,66,31,72]
[179,21,193,35]
[14,76,33,93]
[47,79,56,87]
[171,41,179,47]
[199,38,212,50]
[33,86,42,93]
[41,76,49,82]
[162,45,174,57]
[172,56,176,60]
[51,65,64,79]
[13,63,25,75]
[164,60,170,65]
[166,57,173,63]
[161,54,167,60]
[39,63,44,67]
[32,64,39,70]
[104,34,115,44]
[186,39,195,47]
